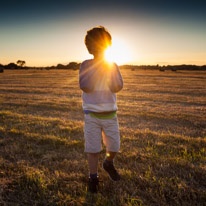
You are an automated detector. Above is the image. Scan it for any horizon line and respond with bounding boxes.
[1,61,206,67]
[1,62,206,68]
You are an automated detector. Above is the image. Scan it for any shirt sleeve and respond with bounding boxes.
[79,61,95,93]
[108,63,123,93]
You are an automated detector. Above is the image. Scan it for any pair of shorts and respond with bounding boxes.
[84,114,120,153]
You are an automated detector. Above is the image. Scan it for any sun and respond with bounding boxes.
[104,37,131,65]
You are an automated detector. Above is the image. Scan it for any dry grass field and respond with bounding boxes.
[0,69,206,206]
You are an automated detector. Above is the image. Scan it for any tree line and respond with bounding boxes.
[0,60,205,73]
[120,64,206,71]
[0,60,81,72]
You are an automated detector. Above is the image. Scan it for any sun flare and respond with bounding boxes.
[104,37,131,65]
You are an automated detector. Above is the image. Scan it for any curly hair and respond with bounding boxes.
[84,26,112,55]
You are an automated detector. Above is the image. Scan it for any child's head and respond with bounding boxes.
[85,26,112,57]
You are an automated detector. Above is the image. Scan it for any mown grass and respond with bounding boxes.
[0,69,206,206]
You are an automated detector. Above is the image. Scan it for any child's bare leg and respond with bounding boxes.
[88,152,99,174]
[87,153,99,193]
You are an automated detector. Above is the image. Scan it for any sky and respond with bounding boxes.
[0,0,206,66]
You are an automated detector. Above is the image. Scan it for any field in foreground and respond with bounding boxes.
[0,69,206,206]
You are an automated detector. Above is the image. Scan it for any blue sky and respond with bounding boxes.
[1,0,206,66]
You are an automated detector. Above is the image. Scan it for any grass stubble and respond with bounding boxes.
[0,69,206,206]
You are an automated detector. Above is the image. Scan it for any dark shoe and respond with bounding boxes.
[88,177,99,193]
[103,162,120,181]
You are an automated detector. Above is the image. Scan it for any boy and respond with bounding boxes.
[79,26,123,193]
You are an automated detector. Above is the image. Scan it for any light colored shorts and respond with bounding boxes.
[84,114,120,153]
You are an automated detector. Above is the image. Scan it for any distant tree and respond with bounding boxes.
[5,63,18,69]
[0,65,4,73]
[50,66,56,69]
[17,60,26,67]
[66,62,80,70]
[57,64,65,69]
[201,65,206,71]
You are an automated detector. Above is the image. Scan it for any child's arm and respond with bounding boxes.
[108,63,123,93]
[79,61,95,93]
